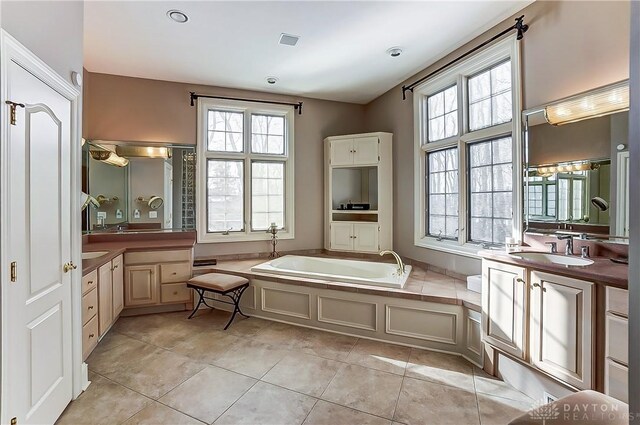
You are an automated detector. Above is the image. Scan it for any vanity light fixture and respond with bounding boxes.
[167,9,189,23]
[115,145,171,159]
[544,80,629,126]
[536,161,596,176]
[89,150,129,167]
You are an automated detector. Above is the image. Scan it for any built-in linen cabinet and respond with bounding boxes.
[604,286,628,402]
[529,271,594,390]
[324,132,392,253]
[482,258,598,392]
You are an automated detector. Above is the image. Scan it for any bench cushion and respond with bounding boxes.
[188,273,249,292]
[509,390,628,424]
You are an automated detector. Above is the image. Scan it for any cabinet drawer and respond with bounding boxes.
[81,287,98,325]
[605,358,628,403]
[606,287,628,317]
[82,270,98,295]
[161,283,192,303]
[606,313,628,365]
[160,262,192,283]
[125,249,191,265]
[82,315,99,360]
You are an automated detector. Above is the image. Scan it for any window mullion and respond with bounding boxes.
[458,139,467,246]
[244,110,252,234]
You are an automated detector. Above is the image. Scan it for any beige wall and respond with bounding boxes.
[1,1,83,87]
[83,72,367,256]
[363,0,630,274]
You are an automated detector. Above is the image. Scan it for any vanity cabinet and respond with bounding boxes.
[330,222,379,252]
[98,254,124,337]
[81,270,99,360]
[604,287,628,402]
[481,260,527,360]
[529,271,594,390]
[482,259,596,391]
[123,249,193,309]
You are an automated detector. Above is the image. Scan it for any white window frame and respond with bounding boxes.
[413,36,523,258]
[196,98,295,243]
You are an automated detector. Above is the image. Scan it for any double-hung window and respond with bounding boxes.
[196,99,295,243]
[414,37,522,255]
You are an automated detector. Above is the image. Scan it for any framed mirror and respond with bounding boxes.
[81,140,196,233]
[523,80,629,243]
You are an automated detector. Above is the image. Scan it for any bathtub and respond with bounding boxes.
[251,255,412,289]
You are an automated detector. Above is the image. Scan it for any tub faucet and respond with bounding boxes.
[380,250,405,275]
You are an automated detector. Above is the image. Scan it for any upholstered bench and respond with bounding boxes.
[187,273,250,330]
[509,390,628,424]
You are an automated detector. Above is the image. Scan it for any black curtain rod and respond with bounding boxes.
[190,92,303,115]
[401,15,529,100]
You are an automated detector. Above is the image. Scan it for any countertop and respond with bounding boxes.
[82,237,196,275]
[479,249,628,289]
[193,256,482,312]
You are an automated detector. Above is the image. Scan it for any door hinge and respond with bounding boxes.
[10,261,17,282]
[11,417,17,425]
[5,100,25,126]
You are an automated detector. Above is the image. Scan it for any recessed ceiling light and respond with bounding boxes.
[266,77,279,85]
[386,47,403,58]
[167,9,189,24]
[279,33,300,46]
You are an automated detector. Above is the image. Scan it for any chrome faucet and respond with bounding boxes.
[380,250,405,276]
[557,234,574,255]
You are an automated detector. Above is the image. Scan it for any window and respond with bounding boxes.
[414,37,521,255]
[197,99,294,242]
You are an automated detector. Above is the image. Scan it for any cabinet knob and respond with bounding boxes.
[516,278,525,283]
[88,305,94,310]
[88,280,94,285]
[173,291,178,295]
[89,333,95,338]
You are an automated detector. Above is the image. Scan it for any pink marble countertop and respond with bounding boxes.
[193,257,481,312]
[479,249,628,289]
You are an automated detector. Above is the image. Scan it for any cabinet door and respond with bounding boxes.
[353,223,379,252]
[530,271,593,389]
[112,255,124,318]
[330,222,354,251]
[98,263,113,336]
[330,139,353,166]
[481,260,527,360]
[352,136,379,165]
[124,265,159,307]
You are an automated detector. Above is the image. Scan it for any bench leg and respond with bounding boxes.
[223,284,249,330]
[187,288,206,319]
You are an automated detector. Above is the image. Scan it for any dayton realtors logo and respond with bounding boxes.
[528,399,630,423]
[528,399,560,423]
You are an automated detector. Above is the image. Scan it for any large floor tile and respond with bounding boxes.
[113,313,208,350]
[473,368,534,404]
[122,402,204,425]
[262,353,343,397]
[103,346,206,399]
[345,339,411,375]
[226,316,274,338]
[321,364,403,419]
[295,329,358,361]
[211,338,288,378]
[56,373,151,425]
[404,348,474,389]
[477,393,532,425]
[87,336,158,377]
[160,366,256,424]
[394,377,479,425]
[303,400,391,425]
[172,329,243,364]
[214,381,317,425]
[253,321,311,347]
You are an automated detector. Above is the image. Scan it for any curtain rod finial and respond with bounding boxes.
[515,15,529,40]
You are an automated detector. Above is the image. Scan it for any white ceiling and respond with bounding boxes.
[84,1,531,104]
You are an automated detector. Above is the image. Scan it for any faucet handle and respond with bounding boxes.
[544,242,557,253]
[581,246,590,259]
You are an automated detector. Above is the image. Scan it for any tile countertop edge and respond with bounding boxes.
[478,249,629,289]
[194,262,482,311]
[81,239,196,275]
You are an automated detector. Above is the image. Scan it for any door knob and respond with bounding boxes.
[63,262,78,273]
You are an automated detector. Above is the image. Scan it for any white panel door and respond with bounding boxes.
[530,271,593,390]
[330,222,353,251]
[352,136,379,165]
[353,223,379,252]
[481,260,527,360]
[163,161,173,228]
[112,255,124,318]
[4,58,73,423]
[330,139,353,166]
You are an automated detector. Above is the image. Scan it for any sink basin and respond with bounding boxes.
[82,251,109,260]
[509,252,594,266]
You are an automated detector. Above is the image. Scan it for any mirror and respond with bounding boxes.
[523,81,629,242]
[82,141,196,233]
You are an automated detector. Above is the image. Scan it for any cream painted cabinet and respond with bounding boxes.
[330,222,379,252]
[530,271,594,390]
[97,263,113,336]
[604,287,628,402]
[124,265,158,306]
[112,255,124,317]
[330,136,379,166]
[481,260,528,360]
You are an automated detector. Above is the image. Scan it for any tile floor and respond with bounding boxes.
[58,310,534,425]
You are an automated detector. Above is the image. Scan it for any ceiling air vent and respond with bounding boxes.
[279,33,300,46]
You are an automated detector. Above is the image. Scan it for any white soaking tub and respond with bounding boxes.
[251,255,412,289]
